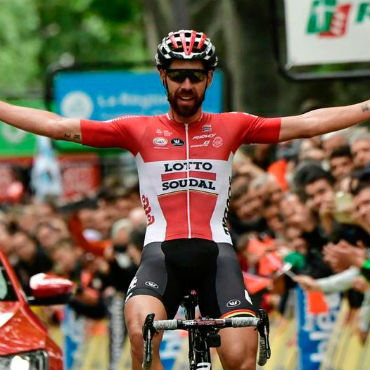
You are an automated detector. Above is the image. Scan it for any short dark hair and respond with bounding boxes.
[294,163,335,189]
[350,168,370,195]
[329,145,352,160]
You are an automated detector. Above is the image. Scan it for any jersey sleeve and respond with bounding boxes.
[226,112,281,146]
[80,116,144,155]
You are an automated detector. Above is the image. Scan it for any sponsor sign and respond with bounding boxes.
[284,0,370,65]
[53,69,222,152]
[59,154,100,199]
[55,70,223,120]
[296,286,341,370]
[62,306,86,370]
[159,330,185,370]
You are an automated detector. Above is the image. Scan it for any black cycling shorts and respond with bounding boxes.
[125,238,256,319]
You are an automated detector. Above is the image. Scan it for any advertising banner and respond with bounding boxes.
[54,70,223,120]
[296,286,342,370]
[284,0,370,65]
[58,154,100,199]
[53,69,223,152]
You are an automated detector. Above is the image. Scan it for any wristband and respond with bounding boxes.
[360,259,370,282]
[362,259,370,270]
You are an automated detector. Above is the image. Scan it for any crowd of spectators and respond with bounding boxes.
[0,121,369,366]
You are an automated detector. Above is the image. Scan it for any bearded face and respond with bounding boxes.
[167,86,206,118]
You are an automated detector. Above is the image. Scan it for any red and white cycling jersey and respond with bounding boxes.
[81,112,281,245]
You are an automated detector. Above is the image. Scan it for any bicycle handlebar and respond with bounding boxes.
[142,309,271,369]
[152,316,259,330]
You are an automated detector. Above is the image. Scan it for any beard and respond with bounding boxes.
[167,88,205,118]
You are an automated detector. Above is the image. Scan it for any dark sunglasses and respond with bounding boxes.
[165,69,208,83]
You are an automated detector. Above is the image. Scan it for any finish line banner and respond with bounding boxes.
[284,0,370,66]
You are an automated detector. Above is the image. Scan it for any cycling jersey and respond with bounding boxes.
[81,112,281,246]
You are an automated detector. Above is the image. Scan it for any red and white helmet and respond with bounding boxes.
[155,30,218,70]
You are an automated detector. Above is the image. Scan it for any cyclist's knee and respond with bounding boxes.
[128,328,144,360]
[221,356,256,370]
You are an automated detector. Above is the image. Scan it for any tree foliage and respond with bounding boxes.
[0,0,41,94]
[1,0,368,116]
[0,0,147,96]
[142,0,370,115]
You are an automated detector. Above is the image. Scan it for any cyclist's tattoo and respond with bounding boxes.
[361,103,370,113]
[64,132,81,142]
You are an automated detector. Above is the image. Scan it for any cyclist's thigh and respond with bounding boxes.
[125,294,167,326]
[198,243,256,318]
[125,242,183,319]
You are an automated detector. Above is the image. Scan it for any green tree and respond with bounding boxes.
[0,0,148,97]
[0,0,41,95]
[36,0,148,68]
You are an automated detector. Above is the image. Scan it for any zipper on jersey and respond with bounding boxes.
[184,123,191,238]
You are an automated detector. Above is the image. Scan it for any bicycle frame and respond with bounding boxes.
[183,290,215,369]
[142,290,271,370]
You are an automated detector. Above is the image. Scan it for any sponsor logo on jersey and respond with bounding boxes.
[244,289,253,305]
[142,194,155,226]
[171,138,184,146]
[145,281,159,289]
[127,276,137,294]
[212,136,223,148]
[153,137,168,146]
[164,161,213,172]
[191,140,210,148]
[156,128,163,134]
[161,161,217,193]
[202,124,212,132]
[222,176,231,235]
[193,133,216,140]
[162,178,216,191]
[163,130,172,137]
[227,299,241,308]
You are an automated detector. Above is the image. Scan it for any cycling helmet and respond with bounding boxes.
[155,30,218,70]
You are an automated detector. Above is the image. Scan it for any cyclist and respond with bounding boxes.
[0,30,369,370]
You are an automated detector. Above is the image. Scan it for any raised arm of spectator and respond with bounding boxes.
[279,100,370,142]
[68,213,112,257]
[0,100,81,142]
[295,266,360,293]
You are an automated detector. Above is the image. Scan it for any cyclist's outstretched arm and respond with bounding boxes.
[0,100,81,143]
[279,99,370,142]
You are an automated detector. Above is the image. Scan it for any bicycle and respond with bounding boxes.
[142,290,271,370]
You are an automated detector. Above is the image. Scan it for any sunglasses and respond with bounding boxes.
[165,69,208,83]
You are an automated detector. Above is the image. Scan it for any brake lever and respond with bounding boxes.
[142,313,157,369]
[257,309,271,360]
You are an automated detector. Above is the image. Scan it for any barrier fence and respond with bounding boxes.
[43,290,369,370]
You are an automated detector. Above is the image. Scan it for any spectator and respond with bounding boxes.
[10,225,52,293]
[321,130,349,157]
[127,225,146,267]
[0,220,13,260]
[49,238,106,319]
[35,218,70,252]
[328,145,353,189]
[350,133,370,170]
